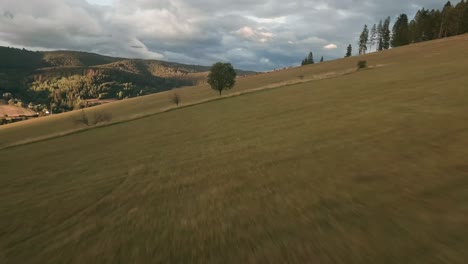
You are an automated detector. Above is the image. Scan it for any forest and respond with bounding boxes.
[301,1,468,63]
[357,0,468,54]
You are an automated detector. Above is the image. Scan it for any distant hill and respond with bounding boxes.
[0,47,256,113]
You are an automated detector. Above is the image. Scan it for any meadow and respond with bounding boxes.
[1,35,468,263]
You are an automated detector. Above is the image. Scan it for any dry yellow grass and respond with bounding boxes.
[1,34,468,263]
[5,35,465,148]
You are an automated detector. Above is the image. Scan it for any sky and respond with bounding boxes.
[0,0,445,71]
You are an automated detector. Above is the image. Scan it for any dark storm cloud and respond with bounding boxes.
[0,0,447,71]
[3,11,14,19]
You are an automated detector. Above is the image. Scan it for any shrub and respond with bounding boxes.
[75,109,89,126]
[357,60,367,69]
[92,111,112,125]
[74,109,112,126]
[170,92,181,106]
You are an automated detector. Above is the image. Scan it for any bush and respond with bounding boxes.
[357,60,367,69]
[169,92,180,106]
[74,109,112,126]
[74,109,89,126]
[92,111,112,125]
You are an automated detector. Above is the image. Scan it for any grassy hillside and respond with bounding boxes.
[1,35,468,263]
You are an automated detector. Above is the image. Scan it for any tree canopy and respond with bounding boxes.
[207,62,237,95]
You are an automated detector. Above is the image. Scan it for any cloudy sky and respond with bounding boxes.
[0,0,444,71]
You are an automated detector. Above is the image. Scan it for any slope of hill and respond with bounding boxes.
[0,47,256,113]
[1,35,468,263]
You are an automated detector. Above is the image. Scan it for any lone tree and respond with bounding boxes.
[207,62,237,95]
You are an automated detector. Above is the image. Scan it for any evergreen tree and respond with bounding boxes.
[430,9,443,39]
[412,8,432,41]
[439,1,455,38]
[301,52,315,66]
[359,24,369,55]
[345,44,352,57]
[408,19,417,43]
[307,52,314,64]
[463,0,468,33]
[453,0,466,34]
[377,20,384,51]
[382,17,391,49]
[320,56,324,62]
[392,1,467,45]
[391,14,410,47]
[369,24,377,51]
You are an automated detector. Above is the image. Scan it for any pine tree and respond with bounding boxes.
[320,56,324,62]
[359,24,369,55]
[307,52,314,64]
[397,0,468,44]
[463,0,468,33]
[453,0,465,34]
[439,1,454,38]
[430,9,442,40]
[408,19,417,43]
[382,17,391,49]
[369,24,377,51]
[345,44,352,57]
[391,14,410,47]
[377,20,384,51]
[412,8,432,42]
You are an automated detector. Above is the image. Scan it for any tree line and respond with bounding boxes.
[302,0,468,62]
[352,0,468,56]
[301,52,324,66]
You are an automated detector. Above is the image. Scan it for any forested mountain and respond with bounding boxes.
[0,47,255,113]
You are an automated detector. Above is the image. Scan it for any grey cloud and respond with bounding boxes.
[0,0,448,71]
[3,11,13,19]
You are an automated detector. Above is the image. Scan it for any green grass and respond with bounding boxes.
[1,35,468,263]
